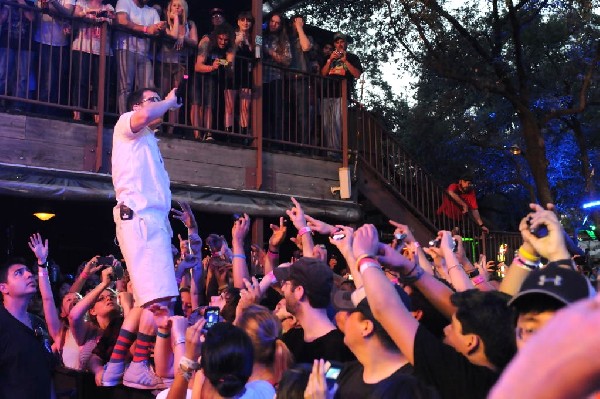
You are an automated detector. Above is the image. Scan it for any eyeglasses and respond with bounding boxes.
[212,13,223,18]
[141,96,161,103]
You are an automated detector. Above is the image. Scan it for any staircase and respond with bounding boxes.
[348,106,521,263]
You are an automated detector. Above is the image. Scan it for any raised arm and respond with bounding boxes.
[68,267,112,345]
[329,225,362,288]
[129,87,181,133]
[69,256,103,294]
[286,197,314,257]
[28,233,61,341]
[264,217,287,275]
[352,224,420,364]
[231,214,251,288]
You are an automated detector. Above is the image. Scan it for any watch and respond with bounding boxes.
[38,260,49,269]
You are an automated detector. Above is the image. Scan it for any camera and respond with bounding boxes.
[331,228,345,241]
[97,256,113,266]
[428,238,458,252]
[217,58,229,66]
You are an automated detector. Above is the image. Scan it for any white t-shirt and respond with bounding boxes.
[111,111,171,215]
[35,0,76,46]
[114,0,159,54]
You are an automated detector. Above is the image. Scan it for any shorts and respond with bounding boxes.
[113,206,178,306]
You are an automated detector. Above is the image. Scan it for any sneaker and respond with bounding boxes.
[101,361,126,386]
[123,360,166,390]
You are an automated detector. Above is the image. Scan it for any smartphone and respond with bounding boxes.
[331,228,345,240]
[97,256,113,266]
[325,361,343,389]
[110,263,124,281]
[204,306,220,329]
[175,74,188,105]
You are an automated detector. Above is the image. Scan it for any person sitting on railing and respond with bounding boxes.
[156,0,197,134]
[114,0,166,114]
[0,0,35,113]
[262,12,291,145]
[227,10,254,138]
[320,32,362,160]
[193,23,234,141]
[33,0,76,116]
[71,0,115,123]
[436,173,490,235]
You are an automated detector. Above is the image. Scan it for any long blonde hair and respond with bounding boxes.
[167,0,188,30]
[236,304,293,383]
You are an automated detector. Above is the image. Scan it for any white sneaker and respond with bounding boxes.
[123,360,166,390]
[101,361,126,386]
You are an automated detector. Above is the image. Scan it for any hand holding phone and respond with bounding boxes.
[204,306,220,329]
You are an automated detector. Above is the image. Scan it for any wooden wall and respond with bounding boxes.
[0,112,343,201]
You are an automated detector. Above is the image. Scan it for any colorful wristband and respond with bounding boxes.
[471,275,486,285]
[157,330,171,339]
[232,254,246,260]
[298,226,311,236]
[518,247,539,262]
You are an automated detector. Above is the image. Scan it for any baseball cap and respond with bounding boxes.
[274,257,333,308]
[210,7,224,16]
[508,264,595,309]
[459,172,474,182]
[333,284,411,322]
[333,32,346,41]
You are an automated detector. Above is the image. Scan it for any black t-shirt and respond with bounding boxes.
[0,306,54,399]
[282,327,356,364]
[323,52,363,98]
[413,325,499,399]
[334,360,414,399]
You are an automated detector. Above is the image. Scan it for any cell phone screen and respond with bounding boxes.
[205,307,220,329]
[325,367,342,380]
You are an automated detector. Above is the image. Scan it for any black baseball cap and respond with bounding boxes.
[333,284,411,321]
[274,257,333,308]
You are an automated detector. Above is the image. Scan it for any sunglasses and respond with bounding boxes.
[141,96,161,103]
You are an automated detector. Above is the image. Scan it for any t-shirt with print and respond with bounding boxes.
[323,52,362,99]
[35,0,76,46]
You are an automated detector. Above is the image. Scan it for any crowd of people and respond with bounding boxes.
[1,197,598,398]
[0,0,362,151]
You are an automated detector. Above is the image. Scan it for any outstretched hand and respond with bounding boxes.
[286,197,308,230]
[28,233,48,263]
[269,217,287,248]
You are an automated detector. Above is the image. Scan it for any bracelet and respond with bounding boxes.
[447,265,460,273]
[157,330,171,339]
[80,271,90,280]
[471,275,486,285]
[232,254,246,260]
[514,256,538,271]
[359,261,381,274]
[38,269,48,277]
[518,247,539,263]
[400,266,425,285]
[298,226,311,236]
[174,336,186,346]
[401,262,419,277]
[268,249,279,255]
[38,260,49,269]
[180,356,200,371]
[178,366,192,382]
[355,253,375,266]
[143,25,148,34]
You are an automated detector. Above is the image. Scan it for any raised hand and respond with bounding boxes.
[28,233,48,263]
[232,213,251,243]
[352,224,379,259]
[269,217,287,249]
[306,215,335,236]
[286,197,308,230]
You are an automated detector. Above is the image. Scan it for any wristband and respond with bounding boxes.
[232,254,246,260]
[265,270,276,283]
[38,269,48,277]
[179,356,200,371]
[359,261,381,275]
[447,265,459,273]
[355,254,375,266]
[38,260,49,269]
[143,25,148,34]
[268,249,279,255]
[174,336,186,346]
[401,262,419,277]
[298,226,311,236]
[400,265,425,285]
[471,274,486,285]
[518,247,539,263]
[157,330,171,339]
[80,271,90,280]
[514,256,538,271]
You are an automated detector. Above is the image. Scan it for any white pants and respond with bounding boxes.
[113,206,178,306]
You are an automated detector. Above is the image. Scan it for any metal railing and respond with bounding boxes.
[0,1,345,154]
[349,105,521,263]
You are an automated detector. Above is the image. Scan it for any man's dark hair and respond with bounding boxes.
[0,257,29,283]
[179,286,190,294]
[356,312,399,352]
[126,87,155,111]
[451,290,516,370]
